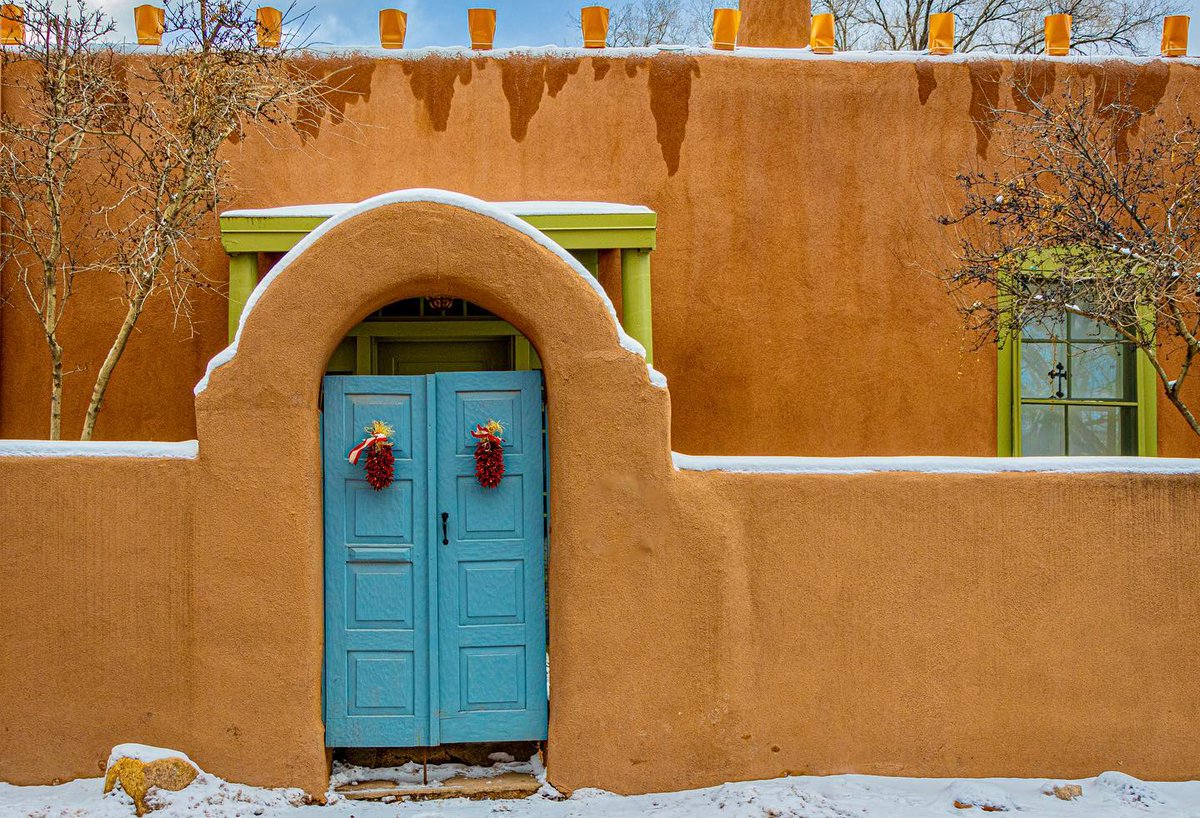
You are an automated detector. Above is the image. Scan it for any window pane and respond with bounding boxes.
[1066,405,1133,455]
[1021,312,1067,341]
[1021,403,1066,455]
[1068,343,1129,400]
[1068,310,1119,341]
[1020,342,1062,399]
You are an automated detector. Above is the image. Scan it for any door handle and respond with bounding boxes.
[441,512,449,546]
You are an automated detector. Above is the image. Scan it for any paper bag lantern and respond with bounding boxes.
[469,8,496,50]
[928,12,954,55]
[256,6,282,48]
[134,5,164,46]
[1161,15,1189,56]
[1044,14,1070,55]
[582,6,608,48]
[712,7,741,50]
[380,9,407,49]
[811,12,835,53]
[0,4,23,46]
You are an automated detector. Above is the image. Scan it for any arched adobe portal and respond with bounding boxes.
[189,191,675,796]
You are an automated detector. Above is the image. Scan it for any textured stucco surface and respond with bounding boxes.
[2,53,1197,456]
[2,200,1198,796]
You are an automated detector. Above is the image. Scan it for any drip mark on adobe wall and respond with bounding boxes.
[914,61,937,105]
[647,54,701,176]
[499,57,581,141]
[1011,61,1056,113]
[402,55,473,132]
[592,57,612,81]
[292,57,377,141]
[967,60,1003,159]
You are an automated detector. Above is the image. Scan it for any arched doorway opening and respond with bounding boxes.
[320,294,549,781]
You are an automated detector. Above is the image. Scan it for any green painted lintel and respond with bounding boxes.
[219,210,657,253]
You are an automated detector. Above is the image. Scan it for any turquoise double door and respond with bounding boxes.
[322,371,547,747]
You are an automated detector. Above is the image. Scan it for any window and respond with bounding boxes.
[999,309,1157,456]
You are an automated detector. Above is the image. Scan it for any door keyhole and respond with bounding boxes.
[441,512,449,545]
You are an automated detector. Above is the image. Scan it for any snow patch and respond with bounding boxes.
[1095,771,1165,806]
[672,452,1200,475]
[106,744,199,771]
[6,771,1200,817]
[947,780,1014,811]
[0,440,198,460]
[223,201,654,219]
[198,189,665,395]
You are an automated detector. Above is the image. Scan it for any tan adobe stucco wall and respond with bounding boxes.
[2,199,1198,797]
[1,53,1197,457]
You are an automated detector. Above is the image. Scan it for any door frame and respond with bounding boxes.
[321,370,549,748]
[340,321,540,376]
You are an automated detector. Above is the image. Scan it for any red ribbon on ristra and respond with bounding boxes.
[347,433,389,465]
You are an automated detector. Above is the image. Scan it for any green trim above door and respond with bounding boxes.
[218,200,657,363]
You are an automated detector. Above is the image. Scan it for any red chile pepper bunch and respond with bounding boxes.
[471,419,505,489]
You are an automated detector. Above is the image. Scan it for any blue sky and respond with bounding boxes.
[95,0,1200,52]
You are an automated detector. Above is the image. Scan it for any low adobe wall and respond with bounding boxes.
[1,197,1199,796]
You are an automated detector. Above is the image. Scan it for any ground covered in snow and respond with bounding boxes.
[5,768,1200,818]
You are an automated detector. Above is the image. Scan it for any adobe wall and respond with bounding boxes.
[3,52,1197,457]
[1,198,1198,796]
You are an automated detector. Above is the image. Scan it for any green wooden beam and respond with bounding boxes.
[221,204,658,347]
[620,248,654,365]
[219,210,657,253]
[228,252,259,343]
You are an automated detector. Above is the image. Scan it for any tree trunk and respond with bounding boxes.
[48,336,63,440]
[80,292,147,441]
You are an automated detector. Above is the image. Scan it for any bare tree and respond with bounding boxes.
[0,0,330,439]
[820,0,1183,53]
[937,80,1200,437]
[567,0,730,47]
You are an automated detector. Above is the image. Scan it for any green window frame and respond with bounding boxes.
[997,308,1158,457]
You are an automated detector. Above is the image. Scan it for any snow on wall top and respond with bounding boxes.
[672,452,1200,475]
[200,188,668,394]
[222,201,654,219]
[0,440,199,460]
[284,43,1200,67]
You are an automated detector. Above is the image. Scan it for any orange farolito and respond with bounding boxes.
[1161,15,1189,56]
[256,6,282,48]
[712,7,741,50]
[469,8,496,50]
[582,6,609,48]
[810,12,835,53]
[0,4,22,45]
[134,5,164,45]
[379,8,407,49]
[1044,14,1070,55]
[928,12,954,54]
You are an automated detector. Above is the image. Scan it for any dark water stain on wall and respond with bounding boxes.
[1087,60,1171,157]
[497,57,581,141]
[546,59,581,98]
[499,57,547,141]
[647,54,701,177]
[291,57,377,141]
[402,56,474,132]
[625,57,647,78]
[967,60,1003,159]
[914,61,937,105]
[1010,60,1056,112]
[592,57,612,81]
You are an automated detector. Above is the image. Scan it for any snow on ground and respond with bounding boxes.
[5,768,1200,818]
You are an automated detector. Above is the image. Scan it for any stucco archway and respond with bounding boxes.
[188,191,673,795]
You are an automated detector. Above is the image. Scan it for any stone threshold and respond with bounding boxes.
[336,771,540,801]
